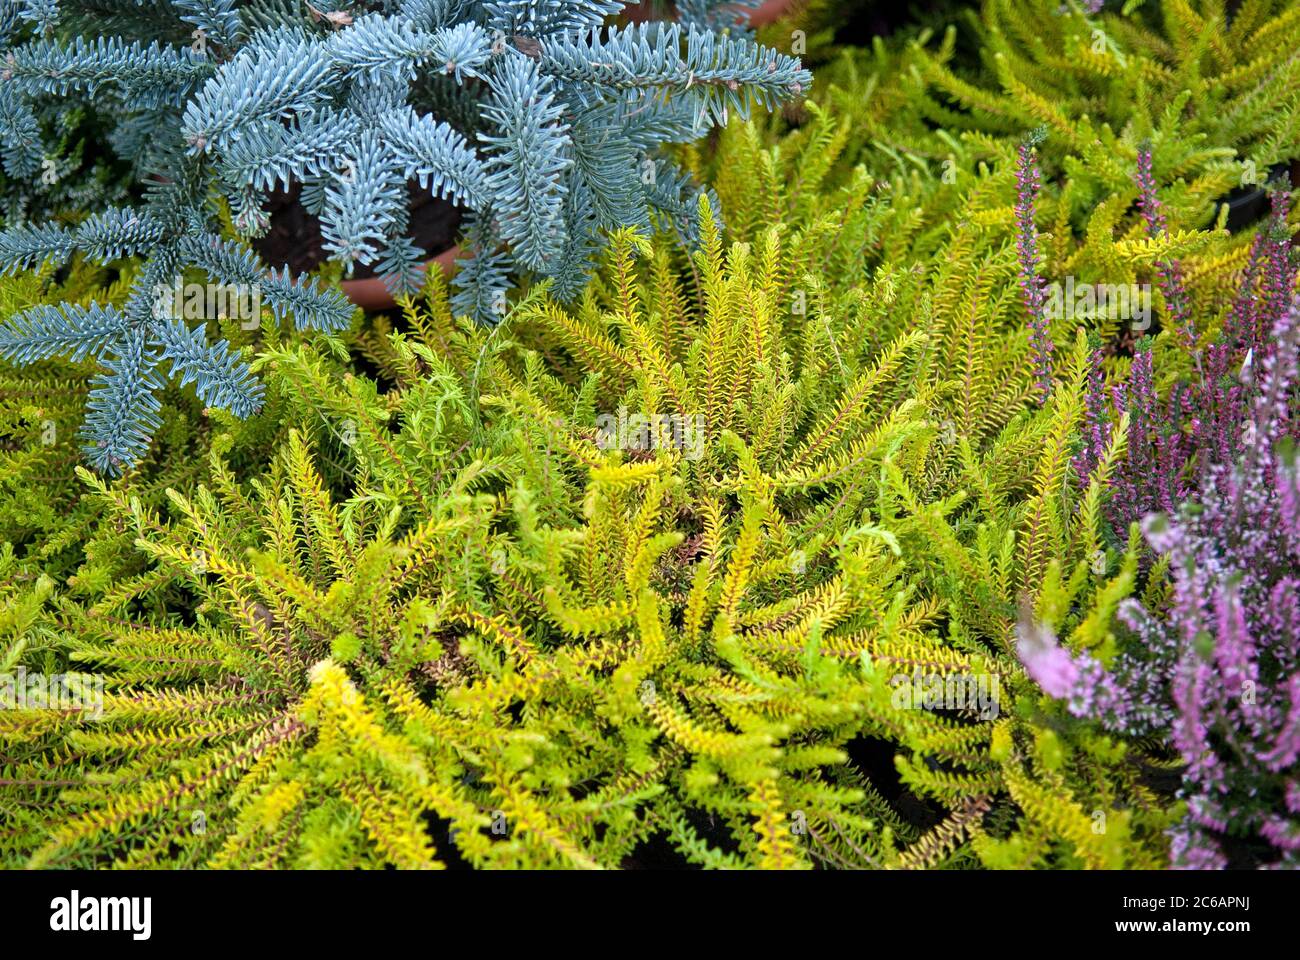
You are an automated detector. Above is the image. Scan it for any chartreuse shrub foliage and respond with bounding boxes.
[3,92,1221,869]
[764,0,1300,356]
[0,2,1296,870]
[920,0,1300,176]
[770,0,1300,867]
[0,0,809,474]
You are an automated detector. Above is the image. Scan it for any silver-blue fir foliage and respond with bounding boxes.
[0,0,809,474]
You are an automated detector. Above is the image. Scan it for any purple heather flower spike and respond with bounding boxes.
[1034,299,1300,867]
[1015,614,1078,698]
[1134,147,1196,353]
[1099,176,1293,536]
[1015,134,1054,401]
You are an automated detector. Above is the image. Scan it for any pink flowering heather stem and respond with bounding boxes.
[1260,815,1300,852]
[1229,230,1268,351]
[1261,184,1296,352]
[1213,585,1262,732]
[1015,607,1078,698]
[1171,654,1220,794]
[1016,600,1176,736]
[1135,147,1197,355]
[1107,348,1156,526]
[1015,135,1053,401]
[1266,579,1300,669]
[1278,435,1300,561]
[1170,823,1228,869]
[1073,346,1109,488]
[1196,341,1245,474]
[1251,292,1299,454]
[1258,674,1300,773]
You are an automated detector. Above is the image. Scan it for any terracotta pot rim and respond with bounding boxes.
[337,243,463,311]
[746,0,800,28]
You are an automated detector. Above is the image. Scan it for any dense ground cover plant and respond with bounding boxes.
[777,0,1300,377]
[1077,175,1295,532]
[1020,171,1300,867]
[0,0,1297,871]
[900,2,1300,868]
[2,97,1190,868]
[906,0,1300,187]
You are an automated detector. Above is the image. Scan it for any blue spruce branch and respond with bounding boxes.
[7,36,212,105]
[377,108,490,208]
[321,130,407,271]
[181,235,355,331]
[172,0,243,49]
[0,0,811,473]
[181,35,332,152]
[80,327,164,475]
[153,316,264,417]
[0,302,129,365]
[479,55,572,272]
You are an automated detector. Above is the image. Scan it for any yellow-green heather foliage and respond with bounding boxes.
[5,1,1293,864]
[0,89,1219,867]
[908,0,1300,178]
[0,253,350,589]
[723,0,1299,409]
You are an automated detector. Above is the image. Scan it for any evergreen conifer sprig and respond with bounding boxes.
[0,222,353,473]
[0,0,809,473]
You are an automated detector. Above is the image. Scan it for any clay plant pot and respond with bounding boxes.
[252,185,464,312]
[747,0,800,26]
[141,176,464,314]
[338,244,464,312]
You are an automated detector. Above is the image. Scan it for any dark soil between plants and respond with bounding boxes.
[252,182,463,280]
